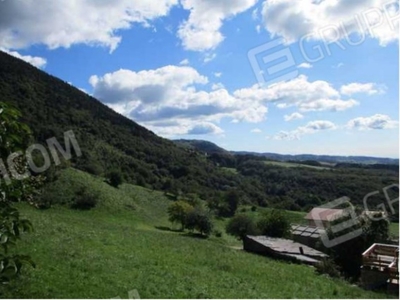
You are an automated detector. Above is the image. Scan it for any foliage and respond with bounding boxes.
[107,170,123,188]
[167,201,194,230]
[71,186,99,210]
[0,102,35,283]
[185,209,213,236]
[315,258,341,279]
[257,209,290,238]
[225,214,258,240]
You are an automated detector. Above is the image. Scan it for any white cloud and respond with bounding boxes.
[261,0,399,46]
[347,114,398,130]
[298,63,313,69]
[340,83,384,96]
[203,52,217,63]
[188,122,224,135]
[274,120,337,140]
[1,48,47,68]
[178,0,258,51]
[211,83,225,90]
[234,75,359,112]
[284,112,304,122]
[251,128,262,133]
[214,72,222,78]
[90,65,268,137]
[179,59,190,66]
[0,0,178,51]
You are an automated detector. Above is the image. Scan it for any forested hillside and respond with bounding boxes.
[0,51,398,212]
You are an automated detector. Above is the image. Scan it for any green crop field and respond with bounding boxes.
[1,168,392,299]
[264,161,332,170]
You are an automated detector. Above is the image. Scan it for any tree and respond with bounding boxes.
[167,201,193,230]
[257,209,290,238]
[107,170,123,188]
[0,102,35,283]
[185,209,213,236]
[226,214,258,240]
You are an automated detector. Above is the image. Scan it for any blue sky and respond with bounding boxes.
[1,0,399,157]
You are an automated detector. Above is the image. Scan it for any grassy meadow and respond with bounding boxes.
[0,168,394,299]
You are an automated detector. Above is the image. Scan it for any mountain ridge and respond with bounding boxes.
[172,139,399,165]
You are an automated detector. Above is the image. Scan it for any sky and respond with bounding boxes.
[0,0,399,158]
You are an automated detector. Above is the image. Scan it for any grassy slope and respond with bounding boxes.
[1,169,392,299]
[264,161,331,171]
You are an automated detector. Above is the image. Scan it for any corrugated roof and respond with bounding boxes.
[246,236,328,258]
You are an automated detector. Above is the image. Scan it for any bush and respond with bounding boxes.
[185,209,214,237]
[214,229,223,238]
[71,186,99,210]
[315,258,341,278]
[226,214,258,240]
[257,209,290,238]
[167,201,194,230]
[251,206,257,212]
[107,171,123,188]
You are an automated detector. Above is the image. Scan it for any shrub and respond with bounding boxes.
[315,258,341,278]
[107,170,123,188]
[167,201,194,230]
[226,214,258,240]
[251,206,257,212]
[257,209,290,238]
[71,186,99,210]
[185,209,214,237]
[214,229,223,238]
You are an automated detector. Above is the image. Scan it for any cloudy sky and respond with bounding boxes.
[1,0,399,157]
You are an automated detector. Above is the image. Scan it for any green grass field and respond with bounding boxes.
[389,222,399,237]
[264,161,331,170]
[0,168,393,298]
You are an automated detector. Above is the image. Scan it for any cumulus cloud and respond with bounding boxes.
[340,83,385,96]
[251,128,262,133]
[1,48,46,68]
[179,59,190,66]
[178,0,257,51]
[90,65,268,137]
[234,75,359,112]
[298,63,313,69]
[261,0,399,46]
[274,120,337,140]
[284,112,304,122]
[347,114,398,130]
[0,0,178,51]
[188,122,224,135]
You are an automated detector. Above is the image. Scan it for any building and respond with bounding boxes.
[243,236,328,266]
[361,243,399,294]
[291,224,325,251]
[304,207,345,228]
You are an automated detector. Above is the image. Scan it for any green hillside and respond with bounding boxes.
[0,168,391,299]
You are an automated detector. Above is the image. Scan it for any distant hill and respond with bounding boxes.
[173,139,229,154]
[232,152,399,165]
[172,138,398,165]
